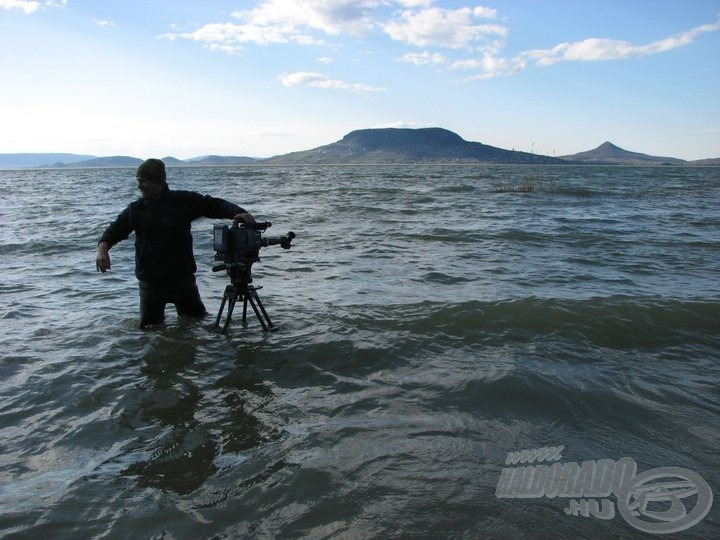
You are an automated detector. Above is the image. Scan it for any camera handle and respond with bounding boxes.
[234,219,273,231]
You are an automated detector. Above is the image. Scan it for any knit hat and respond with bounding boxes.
[136,158,166,184]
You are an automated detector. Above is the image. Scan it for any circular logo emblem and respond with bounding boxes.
[617,467,713,534]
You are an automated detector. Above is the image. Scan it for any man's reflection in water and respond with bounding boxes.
[117,338,275,495]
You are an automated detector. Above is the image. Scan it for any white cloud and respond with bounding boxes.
[0,0,64,14]
[400,50,447,65]
[231,0,380,37]
[521,17,720,66]
[383,6,504,49]
[393,0,432,7]
[161,20,325,51]
[445,16,720,80]
[159,2,720,84]
[279,71,385,93]
[0,0,38,13]
[94,19,116,29]
[373,120,432,129]
[453,54,526,81]
[163,1,504,53]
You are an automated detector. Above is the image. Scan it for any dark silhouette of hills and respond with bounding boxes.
[66,156,144,168]
[0,154,258,169]
[2,130,717,168]
[0,153,96,169]
[264,127,565,164]
[690,157,720,166]
[560,142,686,165]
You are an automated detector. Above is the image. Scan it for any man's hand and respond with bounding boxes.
[234,212,256,225]
[96,241,111,272]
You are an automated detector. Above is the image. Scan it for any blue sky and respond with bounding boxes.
[1,0,719,160]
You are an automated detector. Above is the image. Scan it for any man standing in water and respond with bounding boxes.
[96,158,255,328]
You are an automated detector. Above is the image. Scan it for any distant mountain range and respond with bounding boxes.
[0,153,258,169]
[1,128,717,168]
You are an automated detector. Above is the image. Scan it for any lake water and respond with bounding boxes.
[1,164,718,538]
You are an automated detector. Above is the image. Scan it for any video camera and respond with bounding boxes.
[212,220,295,273]
[211,219,295,333]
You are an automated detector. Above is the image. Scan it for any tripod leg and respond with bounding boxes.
[247,288,275,331]
[215,285,239,334]
[222,291,238,334]
[214,289,229,328]
[216,280,276,333]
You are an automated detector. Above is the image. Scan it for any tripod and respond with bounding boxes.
[214,263,275,333]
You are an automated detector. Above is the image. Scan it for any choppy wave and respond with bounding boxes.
[1,165,719,539]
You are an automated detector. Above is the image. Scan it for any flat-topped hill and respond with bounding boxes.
[265,128,566,164]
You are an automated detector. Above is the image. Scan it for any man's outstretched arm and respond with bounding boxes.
[96,206,132,273]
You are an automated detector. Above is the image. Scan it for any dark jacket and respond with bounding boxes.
[99,188,245,281]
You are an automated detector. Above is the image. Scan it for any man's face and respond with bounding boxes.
[137,177,164,200]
